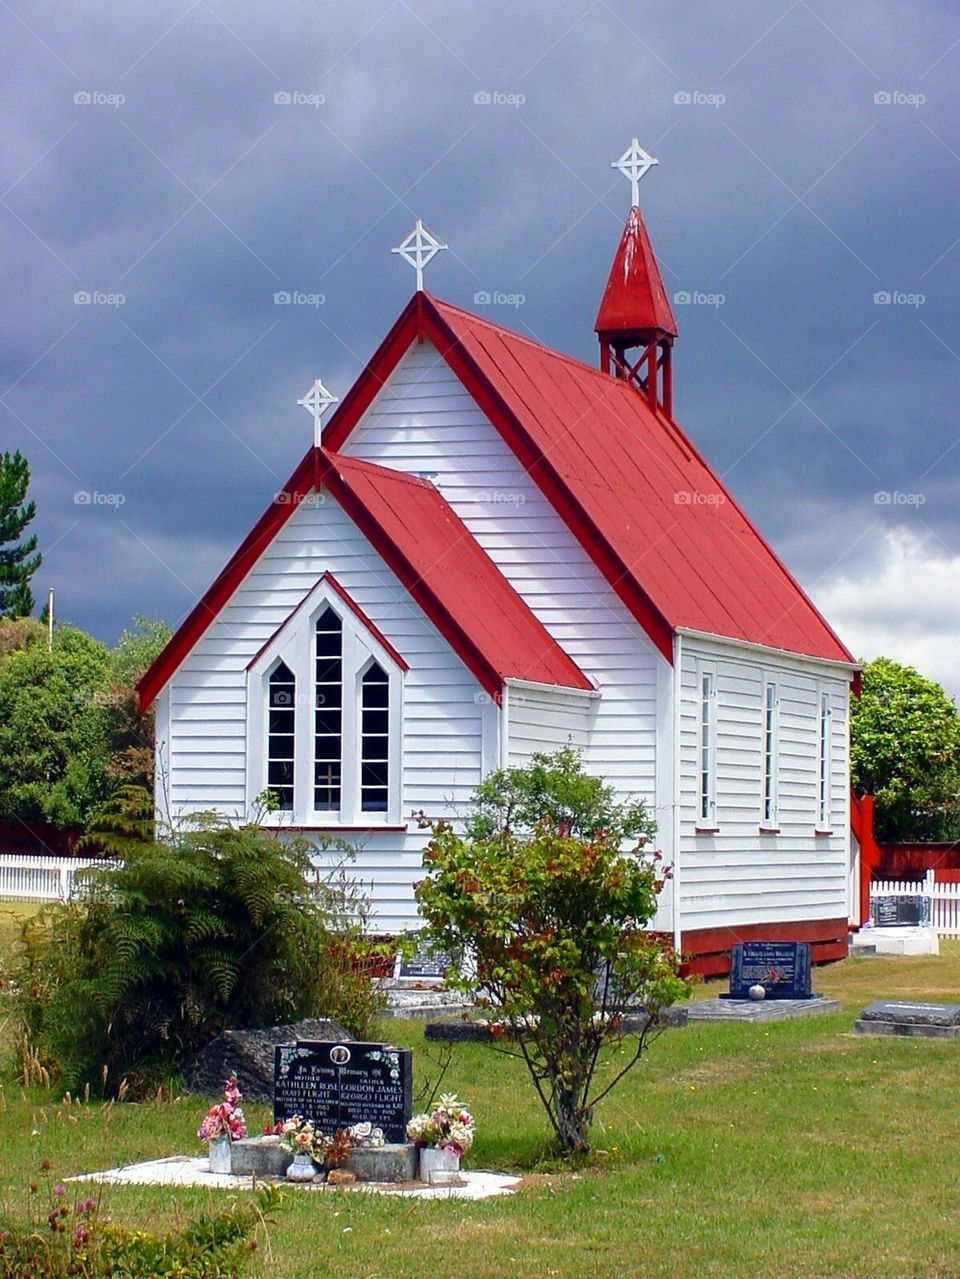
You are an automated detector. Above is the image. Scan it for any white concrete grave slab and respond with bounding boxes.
[67,1156,520,1200]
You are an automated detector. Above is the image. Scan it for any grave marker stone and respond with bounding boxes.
[274,1041,412,1143]
[724,941,813,1000]
[396,931,454,982]
[869,894,931,927]
[854,1000,960,1039]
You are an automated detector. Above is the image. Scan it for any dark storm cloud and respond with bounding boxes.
[1,0,958,683]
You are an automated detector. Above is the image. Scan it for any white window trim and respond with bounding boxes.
[246,579,404,827]
[695,661,719,831]
[815,686,833,834]
[759,677,780,832]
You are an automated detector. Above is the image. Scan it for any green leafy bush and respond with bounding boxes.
[0,1173,279,1278]
[13,789,384,1092]
[415,749,689,1155]
[0,624,112,827]
[851,656,960,842]
[0,614,171,824]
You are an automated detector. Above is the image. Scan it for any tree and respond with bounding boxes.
[851,657,960,843]
[415,749,689,1155]
[0,624,112,826]
[101,615,172,794]
[467,744,655,845]
[0,614,171,823]
[0,449,42,618]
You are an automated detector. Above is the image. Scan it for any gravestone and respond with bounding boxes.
[723,941,813,1000]
[854,1000,960,1039]
[274,1040,412,1143]
[869,894,931,927]
[396,931,454,983]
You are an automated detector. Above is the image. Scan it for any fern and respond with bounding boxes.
[12,791,384,1093]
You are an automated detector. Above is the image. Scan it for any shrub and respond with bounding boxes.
[415,749,689,1155]
[0,1174,279,1278]
[12,788,384,1092]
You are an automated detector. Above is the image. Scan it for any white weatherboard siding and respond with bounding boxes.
[677,636,850,934]
[339,339,664,811]
[506,684,595,765]
[159,494,486,930]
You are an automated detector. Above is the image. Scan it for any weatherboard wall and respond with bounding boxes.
[338,339,664,811]
[677,635,850,935]
[156,493,487,930]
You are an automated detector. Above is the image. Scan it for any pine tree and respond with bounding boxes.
[0,450,41,618]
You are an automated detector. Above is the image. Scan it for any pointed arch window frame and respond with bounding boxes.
[246,573,407,827]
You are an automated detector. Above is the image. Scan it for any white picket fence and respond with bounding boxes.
[870,870,960,939]
[0,854,104,902]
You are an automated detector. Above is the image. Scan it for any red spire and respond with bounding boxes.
[594,205,677,342]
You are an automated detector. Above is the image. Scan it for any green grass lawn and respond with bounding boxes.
[2,940,959,1277]
[0,901,39,951]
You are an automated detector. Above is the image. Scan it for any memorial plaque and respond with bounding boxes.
[869,895,930,927]
[725,941,812,1000]
[274,1040,412,1143]
[859,1000,960,1027]
[397,931,454,981]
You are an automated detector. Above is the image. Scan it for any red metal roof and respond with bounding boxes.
[594,206,678,341]
[318,451,592,696]
[138,446,591,710]
[325,293,853,666]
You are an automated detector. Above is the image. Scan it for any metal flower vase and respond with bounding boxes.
[208,1136,232,1174]
[418,1146,460,1182]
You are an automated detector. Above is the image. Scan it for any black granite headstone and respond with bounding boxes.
[397,931,453,980]
[273,1041,412,1143]
[869,895,930,927]
[724,941,812,1000]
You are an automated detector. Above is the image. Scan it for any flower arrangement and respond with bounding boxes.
[345,1122,385,1149]
[275,1115,323,1159]
[406,1093,474,1154]
[197,1073,247,1144]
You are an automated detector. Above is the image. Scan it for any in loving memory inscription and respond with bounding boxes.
[274,1041,412,1144]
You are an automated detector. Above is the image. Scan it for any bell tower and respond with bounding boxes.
[595,139,677,418]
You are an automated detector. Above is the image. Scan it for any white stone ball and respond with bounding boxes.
[748,983,766,1001]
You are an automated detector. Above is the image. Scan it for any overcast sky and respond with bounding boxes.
[2,1,958,696]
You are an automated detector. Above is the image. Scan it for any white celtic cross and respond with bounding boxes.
[612,138,659,207]
[297,378,339,446]
[392,219,447,291]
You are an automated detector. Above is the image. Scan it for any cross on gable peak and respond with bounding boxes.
[612,138,659,207]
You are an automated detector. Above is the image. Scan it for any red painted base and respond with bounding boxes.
[679,917,849,979]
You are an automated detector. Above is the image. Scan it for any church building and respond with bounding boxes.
[139,141,858,974]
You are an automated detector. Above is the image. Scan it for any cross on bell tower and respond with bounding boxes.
[595,138,677,418]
